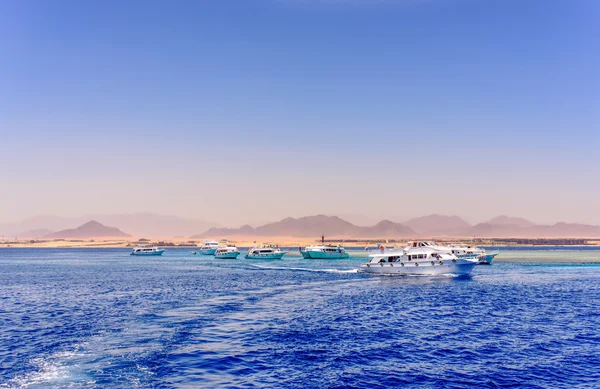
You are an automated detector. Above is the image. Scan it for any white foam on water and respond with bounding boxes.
[318,268,360,274]
[248,264,359,274]
[2,349,85,389]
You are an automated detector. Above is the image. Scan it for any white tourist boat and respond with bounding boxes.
[446,244,499,264]
[245,247,287,259]
[214,246,240,259]
[199,240,220,255]
[404,241,499,265]
[131,246,165,256]
[300,244,350,259]
[359,243,478,275]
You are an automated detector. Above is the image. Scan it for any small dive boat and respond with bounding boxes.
[191,251,197,255]
[405,241,499,265]
[299,236,350,259]
[199,240,220,255]
[299,245,349,259]
[245,247,287,259]
[477,251,499,265]
[359,246,478,275]
[214,246,240,259]
[446,244,499,265]
[131,246,165,256]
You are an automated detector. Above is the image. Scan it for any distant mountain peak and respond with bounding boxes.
[487,215,535,228]
[193,215,415,239]
[403,214,471,235]
[80,220,103,227]
[43,221,130,239]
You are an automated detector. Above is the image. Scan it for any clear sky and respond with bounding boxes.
[1,0,599,226]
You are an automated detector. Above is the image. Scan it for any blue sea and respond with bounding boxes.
[1,248,600,388]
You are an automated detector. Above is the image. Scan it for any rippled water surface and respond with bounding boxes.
[2,248,600,388]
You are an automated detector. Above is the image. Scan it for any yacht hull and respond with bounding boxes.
[214,252,240,259]
[131,250,165,256]
[302,250,350,259]
[478,252,498,265]
[199,249,217,255]
[245,253,286,259]
[359,261,477,276]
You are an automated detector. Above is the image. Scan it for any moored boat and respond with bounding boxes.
[406,241,499,265]
[299,244,349,259]
[445,244,499,264]
[199,240,220,255]
[245,247,287,259]
[131,246,165,256]
[214,246,240,259]
[359,246,477,275]
[477,251,499,264]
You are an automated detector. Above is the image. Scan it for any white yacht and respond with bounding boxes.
[199,240,220,255]
[245,247,287,259]
[214,246,240,259]
[299,244,350,259]
[407,241,499,265]
[131,246,165,256]
[359,242,478,275]
[446,244,499,265]
[403,241,498,264]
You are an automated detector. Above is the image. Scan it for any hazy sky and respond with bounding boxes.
[1,0,599,226]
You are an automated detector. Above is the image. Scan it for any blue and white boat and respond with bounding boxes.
[446,244,499,264]
[131,246,165,256]
[406,241,499,265]
[299,244,349,259]
[214,246,240,259]
[245,247,287,259]
[477,251,499,265]
[360,246,478,276]
[199,240,220,255]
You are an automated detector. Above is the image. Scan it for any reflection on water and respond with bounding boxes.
[1,247,600,388]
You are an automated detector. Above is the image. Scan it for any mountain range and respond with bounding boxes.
[194,214,600,239]
[3,213,600,239]
[192,215,415,239]
[0,213,216,238]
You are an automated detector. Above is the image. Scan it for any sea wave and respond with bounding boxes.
[1,248,600,388]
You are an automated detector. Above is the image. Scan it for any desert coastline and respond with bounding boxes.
[2,214,600,249]
[2,235,599,249]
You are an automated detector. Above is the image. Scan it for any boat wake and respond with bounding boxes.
[247,264,359,274]
[363,272,473,279]
[2,347,87,389]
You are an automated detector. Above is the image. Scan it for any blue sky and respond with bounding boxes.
[1,0,599,225]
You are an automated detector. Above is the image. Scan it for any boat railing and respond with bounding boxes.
[366,247,404,254]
